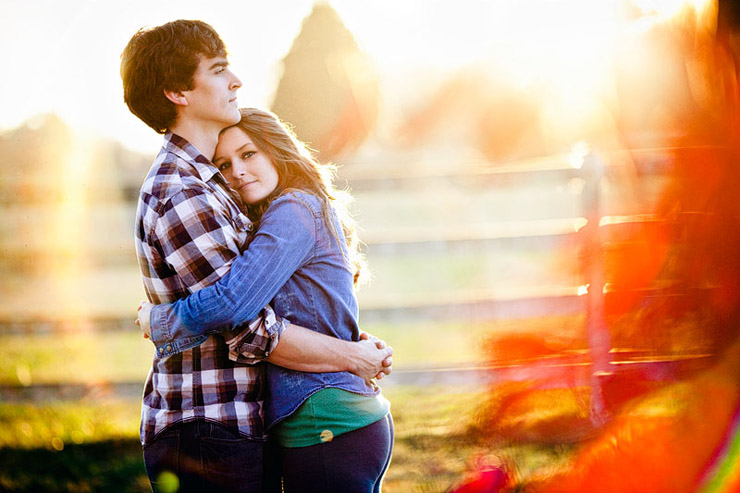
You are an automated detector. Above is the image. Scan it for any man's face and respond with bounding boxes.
[181,55,242,128]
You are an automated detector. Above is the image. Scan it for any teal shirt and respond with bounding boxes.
[273,388,391,448]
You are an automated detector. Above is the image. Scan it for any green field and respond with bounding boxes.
[0,317,586,492]
[0,385,581,493]
[0,311,733,492]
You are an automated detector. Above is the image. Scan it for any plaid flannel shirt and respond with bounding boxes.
[135,133,285,446]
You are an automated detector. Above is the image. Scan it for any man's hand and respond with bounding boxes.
[136,301,154,340]
[264,325,393,381]
[351,332,393,383]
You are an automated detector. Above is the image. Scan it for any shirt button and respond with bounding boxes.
[246,224,253,232]
[320,430,334,443]
[166,345,173,352]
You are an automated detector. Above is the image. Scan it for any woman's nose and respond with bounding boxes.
[233,161,247,176]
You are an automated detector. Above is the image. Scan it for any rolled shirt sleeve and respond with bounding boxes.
[223,306,289,364]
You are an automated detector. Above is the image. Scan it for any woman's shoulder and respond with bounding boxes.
[269,190,323,217]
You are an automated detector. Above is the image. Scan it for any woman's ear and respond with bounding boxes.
[163,89,188,106]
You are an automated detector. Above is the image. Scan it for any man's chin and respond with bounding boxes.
[218,113,241,130]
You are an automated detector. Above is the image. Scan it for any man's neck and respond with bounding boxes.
[168,119,222,163]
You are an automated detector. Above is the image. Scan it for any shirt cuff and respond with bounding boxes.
[149,304,176,358]
[224,306,288,364]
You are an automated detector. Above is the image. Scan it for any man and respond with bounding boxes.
[121,19,391,492]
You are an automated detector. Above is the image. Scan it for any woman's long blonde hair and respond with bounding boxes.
[224,107,367,286]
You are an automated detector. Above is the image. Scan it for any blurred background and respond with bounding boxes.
[3,0,740,491]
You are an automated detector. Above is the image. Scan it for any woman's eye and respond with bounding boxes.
[242,151,255,159]
[218,162,231,171]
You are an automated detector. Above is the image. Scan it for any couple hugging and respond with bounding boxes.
[121,19,394,493]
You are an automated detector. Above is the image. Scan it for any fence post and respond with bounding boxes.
[581,151,611,425]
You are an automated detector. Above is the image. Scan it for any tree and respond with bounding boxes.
[271,2,379,161]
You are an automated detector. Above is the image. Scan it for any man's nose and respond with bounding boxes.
[229,71,242,90]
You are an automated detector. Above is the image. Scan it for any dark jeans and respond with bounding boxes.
[280,413,395,493]
[143,420,264,493]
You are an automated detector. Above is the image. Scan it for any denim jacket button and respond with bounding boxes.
[166,345,173,352]
[158,347,164,354]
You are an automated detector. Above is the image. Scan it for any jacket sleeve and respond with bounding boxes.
[149,193,316,358]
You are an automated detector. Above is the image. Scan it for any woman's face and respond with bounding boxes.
[214,126,279,204]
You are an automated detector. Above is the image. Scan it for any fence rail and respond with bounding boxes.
[0,350,714,403]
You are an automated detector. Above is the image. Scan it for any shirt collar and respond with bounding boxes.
[163,132,219,183]
[163,132,247,212]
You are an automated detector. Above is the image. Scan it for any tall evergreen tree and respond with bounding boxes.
[271,2,379,161]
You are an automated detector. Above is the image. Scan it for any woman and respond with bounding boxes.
[138,107,393,492]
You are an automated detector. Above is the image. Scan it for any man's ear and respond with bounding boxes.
[164,89,188,106]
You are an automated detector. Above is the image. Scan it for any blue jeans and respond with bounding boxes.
[280,414,394,493]
[143,420,264,493]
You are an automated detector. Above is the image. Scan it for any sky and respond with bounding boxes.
[0,0,501,153]
[0,0,702,154]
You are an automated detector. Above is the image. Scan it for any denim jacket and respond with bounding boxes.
[149,191,378,428]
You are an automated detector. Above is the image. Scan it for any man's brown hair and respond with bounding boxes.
[121,20,226,133]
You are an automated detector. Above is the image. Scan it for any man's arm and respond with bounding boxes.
[136,301,393,380]
[267,325,393,380]
[267,325,392,381]
[140,302,392,381]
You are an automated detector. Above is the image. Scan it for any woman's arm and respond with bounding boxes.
[139,302,393,380]
[148,193,315,351]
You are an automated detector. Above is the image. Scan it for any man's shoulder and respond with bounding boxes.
[139,149,210,208]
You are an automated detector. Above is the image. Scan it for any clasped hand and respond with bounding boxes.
[358,331,393,382]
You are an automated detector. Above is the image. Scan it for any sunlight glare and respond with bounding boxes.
[570,141,591,169]
[51,132,93,321]
[632,0,713,19]
[573,217,588,232]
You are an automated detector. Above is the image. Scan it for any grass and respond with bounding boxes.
[0,314,587,492]
[0,398,147,492]
[0,400,141,450]
[0,385,516,493]
[384,386,488,492]
[0,331,153,385]
[0,385,581,493]
[0,439,149,492]
[0,313,729,492]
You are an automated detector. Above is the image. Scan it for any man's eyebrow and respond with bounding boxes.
[209,60,229,71]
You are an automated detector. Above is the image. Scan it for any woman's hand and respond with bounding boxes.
[357,331,393,382]
[136,300,154,340]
